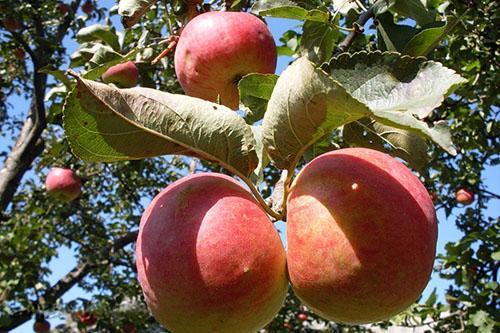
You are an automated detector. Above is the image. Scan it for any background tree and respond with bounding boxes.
[0,0,498,332]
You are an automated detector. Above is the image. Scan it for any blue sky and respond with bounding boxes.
[4,4,499,332]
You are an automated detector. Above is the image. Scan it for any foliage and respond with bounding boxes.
[0,0,498,332]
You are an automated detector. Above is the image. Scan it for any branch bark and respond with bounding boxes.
[334,2,376,55]
[0,230,139,332]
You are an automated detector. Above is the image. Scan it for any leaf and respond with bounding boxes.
[327,51,467,154]
[376,12,417,52]
[343,118,428,173]
[251,0,329,22]
[63,77,258,177]
[262,56,371,169]
[301,21,339,65]
[403,17,459,56]
[470,310,495,332]
[424,288,437,307]
[492,251,500,261]
[332,0,359,15]
[392,0,435,26]
[118,0,159,28]
[76,25,120,51]
[70,43,117,67]
[238,74,279,125]
[249,125,270,185]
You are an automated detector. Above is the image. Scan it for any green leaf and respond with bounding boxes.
[425,288,437,306]
[262,56,371,169]
[238,74,279,125]
[251,0,329,22]
[63,77,258,177]
[332,0,360,15]
[492,251,500,261]
[403,18,459,56]
[376,12,417,52]
[39,68,73,88]
[392,0,436,26]
[118,0,159,28]
[70,43,118,67]
[76,25,120,51]
[470,310,495,332]
[249,125,270,185]
[343,118,429,173]
[301,20,339,64]
[327,51,467,154]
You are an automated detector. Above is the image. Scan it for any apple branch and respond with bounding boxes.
[0,230,139,332]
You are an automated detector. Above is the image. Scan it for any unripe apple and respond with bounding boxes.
[3,18,21,32]
[81,1,94,15]
[45,167,82,202]
[174,11,277,110]
[14,48,25,60]
[287,148,438,324]
[136,173,287,333]
[456,188,474,206]
[33,319,50,333]
[102,61,139,88]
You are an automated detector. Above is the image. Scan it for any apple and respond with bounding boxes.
[174,11,277,110]
[136,173,287,333]
[102,61,139,88]
[81,1,94,15]
[2,18,21,32]
[297,313,308,321]
[45,167,82,202]
[123,322,137,333]
[287,148,438,324]
[456,188,474,206]
[14,48,25,60]
[77,312,96,326]
[57,2,70,15]
[33,319,50,333]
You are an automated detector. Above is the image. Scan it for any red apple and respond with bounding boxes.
[123,322,137,333]
[174,11,277,110]
[297,313,308,321]
[456,188,474,206]
[14,48,25,60]
[33,319,50,333]
[102,61,139,88]
[3,18,21,32]
[57,2,70,15]
[45,167,82,202]
[287,148,438,324]
[77,312,96,326]
[136,173,287,333]
[81,1,94,15]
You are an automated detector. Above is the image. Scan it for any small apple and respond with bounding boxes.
[456,188,474,206]
[3,18,21,32]
[102,61,139,88]
[287,148,438,324]
[297,313,308,321]
[123,322,137,333]
[77,311,96,326]
[57,2,70,15]
[33,319,50,333]
[174,11,277,110]
[136,173,287,333]
[283,323,292,331]
[14,48,25,60]
[45,167,82,202]
[81,1,94,15]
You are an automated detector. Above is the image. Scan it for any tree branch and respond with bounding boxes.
[0,230,139,332]
[334,2,376,55]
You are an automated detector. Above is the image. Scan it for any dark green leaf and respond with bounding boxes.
[238,74,279,124]
[252,0,329,22]
[301,21,339,64]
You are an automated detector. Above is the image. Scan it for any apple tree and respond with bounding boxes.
[0,0,498,332]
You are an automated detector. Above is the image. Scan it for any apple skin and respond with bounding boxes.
[45,167,82,202]
[174,11,277,110]
[136,173,287,333]
[456,188,474,206]
[14,48,25,60]
[102,61,139,88]
[77,312,96,326]
[81,1,94,15]
[3,19,21,32]
[287,148,438,324]
[57,2,70,15]
[33,319,50,333]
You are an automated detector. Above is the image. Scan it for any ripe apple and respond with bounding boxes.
[2,18,21,32]
[287,148,438,324]
[102,61,139,88]
[123,322,137,333]
[33,319,50,333]
[136,173,287,333]
[77,311,96,326]
[14,48,25,60]
[456,188,474,206]
[297,313,308,321]
[81,1,94,15]
[57,2,70,15]
[174,11,277,110]
[45,167,82,202]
